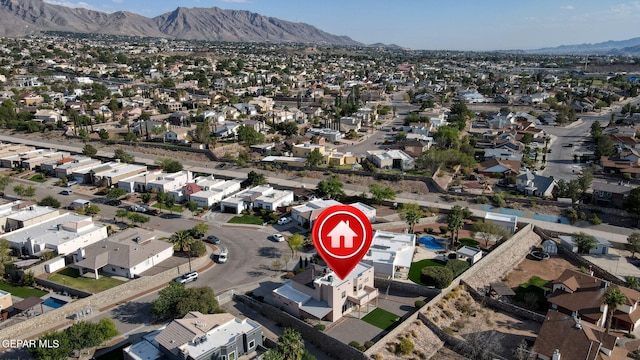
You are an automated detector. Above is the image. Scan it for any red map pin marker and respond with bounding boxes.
[312,205,373,280]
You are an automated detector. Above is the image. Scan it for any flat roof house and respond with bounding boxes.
[117,170,163,193]
[92,164,148,187]
[559,235,611,255]
[146,171,193,193]
[363,231,416,279]
[220,185,293,214]
[367,149,415,171]
[484,212,517,234]
[272,263,378,322]
[54,157,102,179]
[123,312,263,360]
[184,178,243,208]
[72,228,173,279]
[3,213,108,256]
[0,202,60,233]
[291,199,342,229]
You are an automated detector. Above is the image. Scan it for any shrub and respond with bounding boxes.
[590,213,602,225]
[425,227,434,234]
[476,195,488,204]
[364,340,375,349]
[451,319,466,330]
[373,353,384,360]
[397,337,414,355]
[314,324,326,331]
[20,271,36,287]
[421,267,454,289]
[189,240,207,257]
[455,299,473,314]
[439,226,448,235]
[443,327,454,335]
[492,194,506,207]
[414,300,426,308]
[568,209,578,224]
[446,259,470,277]
[349,341,364,351]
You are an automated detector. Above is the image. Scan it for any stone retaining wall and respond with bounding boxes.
[235,295,367,360]
[35,278,92,299]
[0,254,211,345]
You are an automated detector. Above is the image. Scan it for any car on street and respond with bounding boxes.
[273,234,285,242]
[105,199,122,206]
[60,190,73,195]
[217,248,228,263]
[205,235,221,244]
[174,271,198,284]
[277,217,292,225]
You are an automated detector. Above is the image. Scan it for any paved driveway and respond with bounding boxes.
[326,317,382,345]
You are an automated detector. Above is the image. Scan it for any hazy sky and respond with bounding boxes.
[42,0,640,51]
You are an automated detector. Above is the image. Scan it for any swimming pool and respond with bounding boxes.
[418,236,445,251]
[43,297,67,309]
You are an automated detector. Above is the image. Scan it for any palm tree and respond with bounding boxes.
[625,276,640,291]
[171,230,194,271]
[604,287,626,333]
[447,213,464,249]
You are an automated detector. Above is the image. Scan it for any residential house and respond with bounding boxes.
[546,269,640,332]
[476,158,521,176]
[591,182,633,208]
[272,263,378,322]
[363,231,416,279]
[0,290,12,313]
[123,312,262,360]
[117,170,163,193]
[72,228,173,279]
[21,151,71,171]
[367,150,415,171]
[516,172,556,198]
[483,148,523,162]
[214,122,241,138]
[33,109,63,124]
[456,246,483,265]
[398,140,431,158]
[146,171,193,193]
[339,117,361,133]
[291,199,342,229]
[92,164,147,187]
[3,213,108,256]
[168,112,188,126]
[532,310,623,360]
[484,212,517,234]
[232,103,258,116]
[307,128,342,142]
[54,157,102,180]
[164,128,191,143]
[184,177,243,208]
[220,185,293,214]
[292,144,325,158]
[261,156,308,168]
[559,235,611,255]
[0,202,60,234]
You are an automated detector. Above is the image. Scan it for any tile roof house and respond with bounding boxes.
[516,172,556,198]
[531,310,624,360]
[476,158,521,176]
[123,312,262,360]
[546,269,640,333]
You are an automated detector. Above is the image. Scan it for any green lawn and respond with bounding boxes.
[228,215,265,225]
[408,259,445,285]
[362,308,401,331]
[152,203,183,213]
[29,174,48,183]
[514,276,550,309]
[0,281,47,298]
[458,238,480,248]
[48,268,125,293]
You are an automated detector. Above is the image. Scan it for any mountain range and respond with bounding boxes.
[0,0,361,45]
[525,37,640,55]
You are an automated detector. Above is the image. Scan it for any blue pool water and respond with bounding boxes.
[418,236,445,251]
[533,213,569,224]
[43,297,67,309]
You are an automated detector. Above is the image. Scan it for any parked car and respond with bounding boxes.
[277,217,292,225]
[273,234,285,242]
[64,181,77,187]
[190,230,205,239]
[174,271,198,284]
[205,235,221,244]
[105,199,122,206]
[60,190,73,195]
[217,248,228,263]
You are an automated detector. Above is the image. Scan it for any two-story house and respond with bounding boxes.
[272,263,378,322]
[591,182,633,208]
[516,172,556,198]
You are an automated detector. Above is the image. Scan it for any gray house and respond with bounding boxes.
[123,312,262,360]
[516,172,556,198]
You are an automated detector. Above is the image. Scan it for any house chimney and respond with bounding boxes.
[552,349,561,360]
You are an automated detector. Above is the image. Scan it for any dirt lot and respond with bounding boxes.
[505,255,580,289]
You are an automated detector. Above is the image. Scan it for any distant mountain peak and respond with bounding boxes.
[525,36,640,55]
[0,0,362,45]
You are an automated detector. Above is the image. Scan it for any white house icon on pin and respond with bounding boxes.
[327,220,358,248]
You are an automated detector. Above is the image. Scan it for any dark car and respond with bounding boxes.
[205,235,221,244]
[105,199,122,206]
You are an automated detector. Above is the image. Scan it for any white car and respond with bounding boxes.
[277,217,292,225]
[273,234,285,242]
[217,248,228,263]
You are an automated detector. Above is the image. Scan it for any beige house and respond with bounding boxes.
[272,263,378,322]
[0,290,12,312]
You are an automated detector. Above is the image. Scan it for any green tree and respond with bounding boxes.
[591,121,602,138]
[170,230,193,252]
[116,209,129,223]
[78,128,90,142]
[369,184,396,204]
[106,187,127,199]
[287,234,304,260]
[0,239,11,263]
[186,201,199,212]
[82,144,98,157]
[626,233,640,258]
[625,276,640,291]
[316,176,345,200]
[577,171,593,197]
[471,220,511,247]
[174,287,221,318]
[114,148,135,163]
[398,202,423,233]
[98,128,109,140]
[13,184,25,197]
[151,282,186,319]
[189,240,207,257]
[572,232,598,254]
[192,223,210,237]
[38,195,61,208]
[141,192,152,205]
[627,188,640,215]
[604,287,626,333]
[0,175,13,192]
[20,271,36,286]
[595,135,615,158]
[447,211,464,249]
[246,171,267,187]
[237,125,265,146]
[97,318,119,341]
[123,132,138,142]
[278,328,305,360]
[164,196,176,214]
[85,204,101,216]
[28,331,71,360]
[127,212,149,226]
[154,158,183,172]
[156,191,168,211]
[307,148,324,167]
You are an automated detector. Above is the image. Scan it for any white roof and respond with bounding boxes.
[7,206,58,222]
[484,212,517,223]
[364,231,416,268]
[314,262,373,287]
[457,246,482,257]
[184,318,260,356]
[273,280,312,304]
[3,213,104,248]
[96,164,146,178]
[292,199,341,213]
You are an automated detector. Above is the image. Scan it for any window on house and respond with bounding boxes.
[248,340,255,349]
[229,352,236,360]
[359,284,363,290]
[341,291,346,298]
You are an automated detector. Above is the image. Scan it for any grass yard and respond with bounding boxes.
[228,215,265,225]
[152,203,183,213]
[458,238,480,248]
[29,174,48,183]
[362,308,401,331]
[408,259,445,285]
[48,268,125,293]
[0,281,47,299]
[514,276,550,310]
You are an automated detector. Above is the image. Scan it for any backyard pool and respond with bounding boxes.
[418,236,445,251]
[43,297,67,309]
